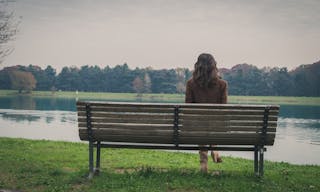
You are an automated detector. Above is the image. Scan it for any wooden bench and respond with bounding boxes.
[77,101,279,178]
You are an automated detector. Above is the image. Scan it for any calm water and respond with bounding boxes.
[0,95,319,165]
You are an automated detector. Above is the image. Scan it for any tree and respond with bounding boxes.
[143,73,152,93]
[44,65,56,90]
[8,70,36,93]
[222,64,268,96]
[0,0,20,64]
[291,62,320,96]
[79,65,104,92]
[56,66,81,91]
[175,68,187,93]
[132,76,144,96]
[106,64,135,92]
[268,67,294,96]
[176,82,185,94]
[0,67,11,89]
[149,69,178,93]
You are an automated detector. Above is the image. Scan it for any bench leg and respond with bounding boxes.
[254,146,265,177]
[254,146,259,176]
[259,148,264,177]
[95,141,101,175]
[88,140,95,179]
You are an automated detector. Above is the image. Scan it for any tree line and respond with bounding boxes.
[0,61,319,96]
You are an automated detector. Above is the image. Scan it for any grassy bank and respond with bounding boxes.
[0,138,319,192]
[1,89,320,105]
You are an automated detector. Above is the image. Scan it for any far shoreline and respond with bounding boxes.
[0,89,320,106]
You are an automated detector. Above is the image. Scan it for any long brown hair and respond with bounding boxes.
[193,53,219,88]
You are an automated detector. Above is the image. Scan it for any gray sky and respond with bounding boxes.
[2,0,320,71]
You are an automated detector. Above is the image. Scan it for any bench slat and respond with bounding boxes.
[77,101,280,110]
[78,110,278,117]
[79,133,274,145]
[78,123,175,130]
[77,107,279,115]
[180,126,276,132]
[79,129,275,144]
[85,129,275,139]
[180,109,279,116]
[181,104,279,110]
[78,113,173,119]
[78,122,276,131]
[79,134,174,144]
[77,112,173,119]
[179,137,275,145]
[79,125,276,133]
[77,101,174,108]
[77,106,174,113]
[78,117,173,124]
[78,114,278,122]
[79,128,173,136]
[182,120,278,127]
[180,132,275,138]
[181,114,278,121]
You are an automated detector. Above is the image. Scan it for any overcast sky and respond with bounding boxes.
[2,0,320,71]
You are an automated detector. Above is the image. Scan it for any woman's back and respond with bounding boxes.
[185,77,227,104]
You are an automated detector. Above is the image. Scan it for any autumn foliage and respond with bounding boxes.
[8,69,36,93]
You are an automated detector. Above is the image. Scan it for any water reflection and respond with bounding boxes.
[0,109,79,141]
[0,111,41,122]
[0,96,77,111]
[279,105,320,119]
[278,117,320,144]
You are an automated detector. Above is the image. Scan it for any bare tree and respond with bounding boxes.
[175,68,186,93]
[132,76,144,96]
[0,0,20,64]
[143,73,152,93]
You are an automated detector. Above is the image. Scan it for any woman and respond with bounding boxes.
[185,53,228,173]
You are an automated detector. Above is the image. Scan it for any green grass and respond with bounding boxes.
[0,138,319,192]
[1,89,320,105]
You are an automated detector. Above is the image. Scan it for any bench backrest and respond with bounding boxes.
[77,101,279,146]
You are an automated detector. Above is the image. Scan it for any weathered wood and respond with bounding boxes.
[79,128,173,136]
[79,128,276,138]
[77,106,174,113]
[77,101,174,108]
[79,133,274,145]
[78,110,173,119]
[180,108,279,116]
[78,122,176,130]
[78,117,277,128]
[180,114,278,121]
[180,104,279,110]
[78,117,173,124]
[77,106,278,115]
[182,120,278,127]
[78,113,174,119]
[79,130,275,144]
[79,134,174,144]
[180,126,276,132]
[179,132,275,138]
[77,101,279,110]
[178,137,275,145]
[95,143,260,151]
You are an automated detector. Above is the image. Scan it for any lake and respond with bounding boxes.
[0,95,319,165]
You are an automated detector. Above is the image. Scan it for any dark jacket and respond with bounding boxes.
[185,78,228,104]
